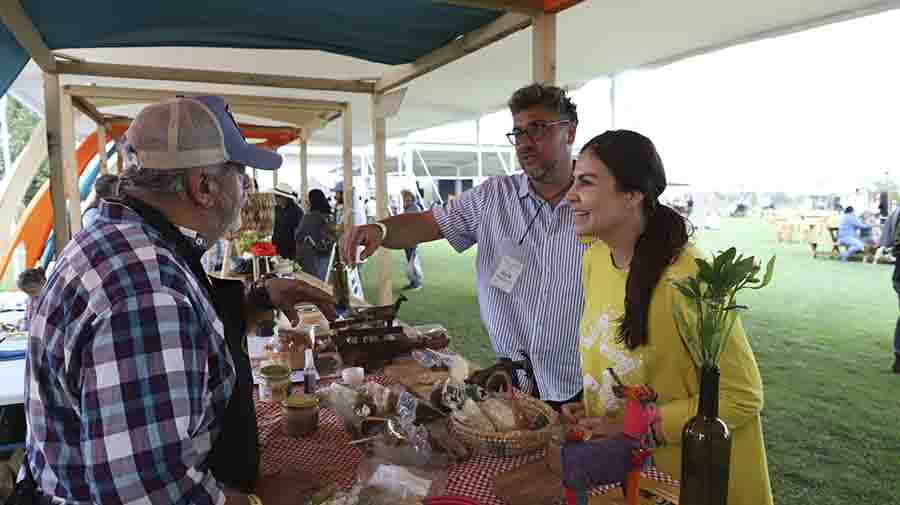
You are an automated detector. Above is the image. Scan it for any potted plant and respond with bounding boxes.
[672,247,775,505]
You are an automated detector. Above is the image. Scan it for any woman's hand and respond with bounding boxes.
[560,403,624,439]
[560,402,586,425]
[575,415,624,439]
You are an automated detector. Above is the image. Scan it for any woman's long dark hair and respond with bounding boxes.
[308,189,332,215]
[580,130,692,350]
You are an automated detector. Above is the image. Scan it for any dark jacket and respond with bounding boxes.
[273,202,302,260]
[295,210,334,281]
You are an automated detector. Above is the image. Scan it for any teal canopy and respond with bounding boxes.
[0,0,502,97]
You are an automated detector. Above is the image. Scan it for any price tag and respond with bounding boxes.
[396,392,419,427]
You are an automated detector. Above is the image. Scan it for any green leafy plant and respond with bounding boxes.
[236,230,261,255]
[672,247,775,369]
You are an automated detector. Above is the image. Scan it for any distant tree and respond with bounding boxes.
[6,95,40,166]
[2,95,46,211]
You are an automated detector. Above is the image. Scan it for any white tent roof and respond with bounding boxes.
[8,0,898,146]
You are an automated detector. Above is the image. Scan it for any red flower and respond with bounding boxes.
[250,241,277,257]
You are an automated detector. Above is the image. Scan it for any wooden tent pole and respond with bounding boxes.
[372,93,392,305]
[43,73,70,256]
[532,12,557,85]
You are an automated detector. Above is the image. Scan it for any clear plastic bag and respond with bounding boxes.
[358,458,448,502]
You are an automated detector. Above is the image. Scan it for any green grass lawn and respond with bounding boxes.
[363,217,900,505]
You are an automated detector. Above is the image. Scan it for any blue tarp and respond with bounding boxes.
[0,0,502,97]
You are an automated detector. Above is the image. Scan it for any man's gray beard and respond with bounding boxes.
[224,213,242,234]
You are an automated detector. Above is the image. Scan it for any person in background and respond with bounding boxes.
[400,189,425,290]
[272,183,302,261]
[15,267,46,332]
[365,197,377,224]
[332,180,366,229]
[563,129,772,505]
[837,206,871,261]
[878,191,889,221]
[881,206,900,373]
[295,189,335,281]
[81,174,120,228]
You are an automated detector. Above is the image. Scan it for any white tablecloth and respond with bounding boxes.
[0,359,25,406]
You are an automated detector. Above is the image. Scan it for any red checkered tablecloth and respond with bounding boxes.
[256,371,677,505]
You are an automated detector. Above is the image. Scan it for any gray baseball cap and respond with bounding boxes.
[123,95,282,171]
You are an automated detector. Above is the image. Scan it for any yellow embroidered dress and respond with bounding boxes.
[579,241,773,505]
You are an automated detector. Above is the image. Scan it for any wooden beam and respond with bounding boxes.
[374,88,407,120]
[43,73,69,254]
[342,106,354,229]
[53,51,84,63]
[60,92,82,236]
[298,131,309,203]
[97,122,109,175]
[70,95,104,124]
[371,94,392,305]
[0,0,56,72]
[542,0,583,14]
[532,12,556,85]
[58,61,375,94]
[437,0,542,15]
[65,85,346,113]
[376,13,531,93]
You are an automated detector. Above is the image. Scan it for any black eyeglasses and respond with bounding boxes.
[506,120,571,145]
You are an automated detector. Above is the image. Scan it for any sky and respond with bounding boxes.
[406,7,900,194]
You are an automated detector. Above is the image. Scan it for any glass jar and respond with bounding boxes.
[259,363,291,403]
[282,394,320,437]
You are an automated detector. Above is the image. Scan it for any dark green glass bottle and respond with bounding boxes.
[330,251,350,313]
[680,366,732,505]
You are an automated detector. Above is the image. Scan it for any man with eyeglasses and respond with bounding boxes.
[341,83,586,410]
[16,96,336,505]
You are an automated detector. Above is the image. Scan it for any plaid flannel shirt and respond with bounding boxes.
[23,200,234,505]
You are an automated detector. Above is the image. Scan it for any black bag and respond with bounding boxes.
[4,458,37,505]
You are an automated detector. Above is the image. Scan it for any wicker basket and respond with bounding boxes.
[239,192,276,234]
[450,394,559,457]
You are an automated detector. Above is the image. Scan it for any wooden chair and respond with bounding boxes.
[774,219,793,243]
[828,227,843,257]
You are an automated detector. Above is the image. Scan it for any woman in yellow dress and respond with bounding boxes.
[561,130,773,505]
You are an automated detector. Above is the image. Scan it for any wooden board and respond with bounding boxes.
[383,357,449,400]
[494,458,563,505]
[495,458,679,505]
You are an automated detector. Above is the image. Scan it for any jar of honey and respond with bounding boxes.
[282,394,320,437]
[259,363,291,403]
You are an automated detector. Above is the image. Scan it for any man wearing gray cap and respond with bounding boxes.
[17,96,335,505]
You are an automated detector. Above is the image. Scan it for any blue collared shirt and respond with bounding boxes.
[432,173,586,401]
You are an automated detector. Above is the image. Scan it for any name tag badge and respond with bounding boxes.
[490,239,526,294]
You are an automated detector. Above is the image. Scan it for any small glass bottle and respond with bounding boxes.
[303,348,318,394]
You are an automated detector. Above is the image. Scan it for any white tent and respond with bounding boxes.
[7,0,898,147]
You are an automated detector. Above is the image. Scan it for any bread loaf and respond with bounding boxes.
[452,398,497,432]
[480,398,519,432]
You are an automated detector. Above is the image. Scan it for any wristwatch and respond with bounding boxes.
[247,494,263,505]
[247,273,278,311]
